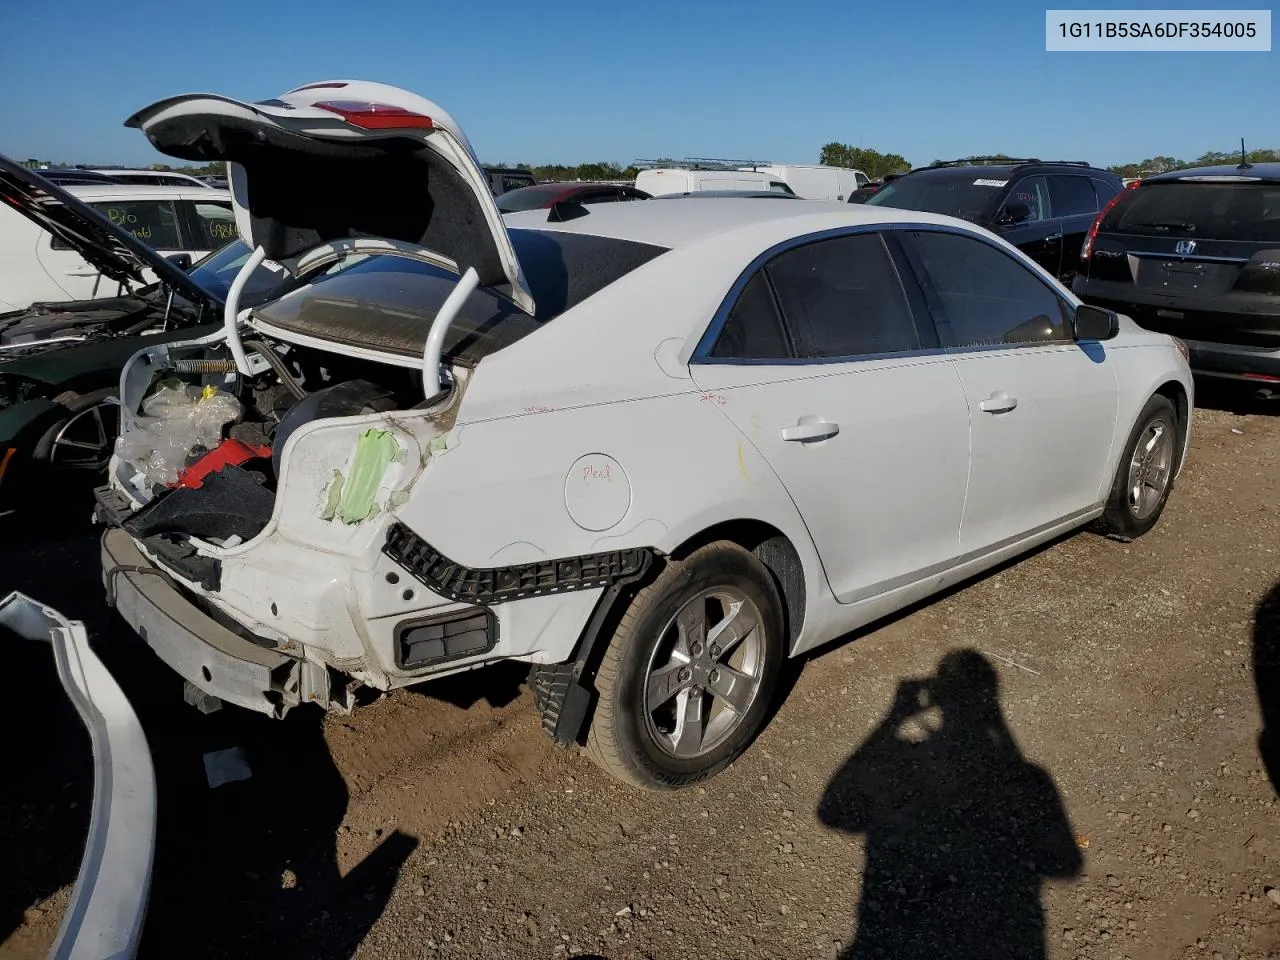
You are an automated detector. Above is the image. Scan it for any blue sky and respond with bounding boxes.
[1,0,1274,169]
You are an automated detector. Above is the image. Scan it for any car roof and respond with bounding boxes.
[901,162,1117,179]
[501,197,968,249]
[62,184,232,201]
[1144,162,1280,183]
[90,168,202,177]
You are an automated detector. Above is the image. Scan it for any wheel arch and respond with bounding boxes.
[669,518,807,653]
[1152,378,1190,475]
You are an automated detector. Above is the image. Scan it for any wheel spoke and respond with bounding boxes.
[675,602,707,657]
[646,659,694,713]
[705,663,756,715]
[1141,424,1165,458]
[55,438,108,452]
[706,600,758,661]
[670,688,706,757]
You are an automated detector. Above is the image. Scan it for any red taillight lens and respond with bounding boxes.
[315,100,434,130]
[1243,372,1280,382]
[1081,179,1141,264]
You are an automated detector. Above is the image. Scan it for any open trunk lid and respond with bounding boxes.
[125,80,534,314]
[0,153,215,307]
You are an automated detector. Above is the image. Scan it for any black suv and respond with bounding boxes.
[865,158,1123,281]
[1073,162,1280,391]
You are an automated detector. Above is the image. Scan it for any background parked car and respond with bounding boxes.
[744,163,868,201]
[496,181,651,213]
[866,158,1123,282]
[1073,161,1280,394]
[32,168,124,186]
[636,167,796,196]
[484,167,537,195]
[90,168,213,188]
[0,182,234,309]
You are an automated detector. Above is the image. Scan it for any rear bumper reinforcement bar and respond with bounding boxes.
[0,592,156,960]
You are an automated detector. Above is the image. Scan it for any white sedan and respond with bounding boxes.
[102,81,1192,790]
[0,183,234,310]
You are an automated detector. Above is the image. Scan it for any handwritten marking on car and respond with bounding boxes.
[522,405,555,415]
[737,439,751,483]
[699,392,728,406]
[582,462,613,482]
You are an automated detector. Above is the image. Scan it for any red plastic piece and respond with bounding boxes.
[174,439,271,489]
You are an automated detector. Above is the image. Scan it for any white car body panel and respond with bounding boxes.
[635,168,794,197]
[104,90,1194,722]
[0,185,231,308]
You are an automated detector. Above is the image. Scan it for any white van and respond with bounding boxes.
[747,164,868,201]
[635,168,796,197]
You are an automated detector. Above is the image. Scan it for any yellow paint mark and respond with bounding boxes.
[0,448,15,486]
[737,439,751,483]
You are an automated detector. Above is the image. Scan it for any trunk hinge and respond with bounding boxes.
[421,266,479,400]
[224,245,266,375]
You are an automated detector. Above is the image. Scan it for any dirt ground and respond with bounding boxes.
[2,389,1278,960]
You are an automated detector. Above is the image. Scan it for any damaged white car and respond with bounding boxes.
[98,80,1193,789]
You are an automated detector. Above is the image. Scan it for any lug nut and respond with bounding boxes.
[709,643,721,659]
[708,668,720,684]
[690,642,704,657]
[679,667,692,683]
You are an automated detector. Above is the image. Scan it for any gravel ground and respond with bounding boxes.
[2,393,1278,960]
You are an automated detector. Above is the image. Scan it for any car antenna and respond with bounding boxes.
[1239,137,1253,170]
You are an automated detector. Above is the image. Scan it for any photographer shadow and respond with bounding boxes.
[818,649,1081,960]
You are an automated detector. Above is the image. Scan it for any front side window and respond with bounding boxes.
[907,230,1070,347]
[710,232,921,361]
[91,200,182,248]
[1000,176,1050,224]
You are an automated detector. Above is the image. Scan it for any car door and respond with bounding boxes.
[690,230,971,605]
[1047,174,1102,278]
[899,229,1119,555]
[994,175,1061,278]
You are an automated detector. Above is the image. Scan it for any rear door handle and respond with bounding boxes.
[979,391,1018,414]
[1045,233,1063,243]
[780,416,840,442]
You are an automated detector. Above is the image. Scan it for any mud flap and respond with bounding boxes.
[0,592,156,960]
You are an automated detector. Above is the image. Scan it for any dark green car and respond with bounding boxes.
[0,156,284,518]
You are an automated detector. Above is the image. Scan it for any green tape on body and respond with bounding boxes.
[322,429,401,524]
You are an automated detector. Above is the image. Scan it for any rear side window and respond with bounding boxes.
[1103,181,1280,242]
[502,176,534,192]
[710,271,790,360]
[764,233,920,359]
[190,200,237,248]
[907,231,1070,347]
[1091,177,1121,206]
[1048,175,1098,217]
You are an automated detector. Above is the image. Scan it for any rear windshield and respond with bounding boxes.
[865,171,1006,223]
[1103,180,1280,242]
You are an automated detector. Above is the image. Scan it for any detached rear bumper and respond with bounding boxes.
[0,592,155,960]
[101,528,299,717]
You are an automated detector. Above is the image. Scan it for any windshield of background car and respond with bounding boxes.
[1102,180,1280,241]
[186,239,291,306]
[866,171,1007,222]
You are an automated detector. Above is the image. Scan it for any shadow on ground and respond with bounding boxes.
[1,525,537,957]
[818,649,1082,960]
[1194,378,1280,417]
[1254,583,1280,795]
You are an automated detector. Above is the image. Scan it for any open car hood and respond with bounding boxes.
[126,80,535,314]
[0,154,214,307]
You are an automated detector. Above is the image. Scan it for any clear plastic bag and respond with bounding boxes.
[116,381,243,488]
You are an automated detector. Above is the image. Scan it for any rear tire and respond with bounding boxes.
[1095,394,1178,540]
[32,387,120,472]
[585,541,785,789]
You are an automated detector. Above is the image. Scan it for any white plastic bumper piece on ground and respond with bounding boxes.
[0,592,156,960]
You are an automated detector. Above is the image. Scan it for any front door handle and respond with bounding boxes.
[979,391,1018,414]
[1045,232,1063,243]
[780,416,840,442]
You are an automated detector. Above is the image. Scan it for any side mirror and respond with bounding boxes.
[165,252,193,271]
[1073,304,1119,341]
[997,200,1032,226]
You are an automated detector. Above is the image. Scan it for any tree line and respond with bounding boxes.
[1104,147,1278,178]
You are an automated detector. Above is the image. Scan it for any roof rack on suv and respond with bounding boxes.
[634,157,771,171]
[931,157,1042,168]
